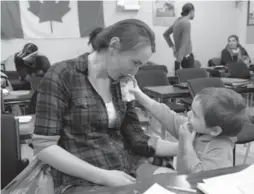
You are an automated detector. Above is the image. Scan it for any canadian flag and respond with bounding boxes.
[1,0,104,39]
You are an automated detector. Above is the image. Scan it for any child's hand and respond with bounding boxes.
[127,76,142,95]
[179,123,196,145]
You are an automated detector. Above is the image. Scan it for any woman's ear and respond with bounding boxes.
[209,126,222,137]
[109,37,121,50]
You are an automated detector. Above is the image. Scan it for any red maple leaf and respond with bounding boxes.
[28,0,70,33]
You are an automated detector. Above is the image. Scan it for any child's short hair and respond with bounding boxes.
[195,88,248,137]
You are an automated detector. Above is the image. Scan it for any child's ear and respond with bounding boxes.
[209,126,222,137]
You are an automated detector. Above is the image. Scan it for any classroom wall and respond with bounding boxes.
[1,0,253,73]
[237,1,254,61]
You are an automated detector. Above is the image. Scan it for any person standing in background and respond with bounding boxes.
[163,3,195,72]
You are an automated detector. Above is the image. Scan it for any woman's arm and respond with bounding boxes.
[36,144,109,185]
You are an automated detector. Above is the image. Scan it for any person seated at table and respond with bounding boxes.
[221,35,251,67]
[32,19,179,194]
[15,43,51,83]
[130,85,248,174]
[1,71,9,89]
[1,71,22,115]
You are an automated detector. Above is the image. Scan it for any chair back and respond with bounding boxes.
[1,114,21,188]
[1,89,5,113]
[208,57,221,67]
[135,70,169,90]
[139,62,168,75]
[176,68,208,83]
[30,75,43,92]
[236,123,254,144]
[227,62,251,79]
[187,77,225,97]
[194,60,202,68]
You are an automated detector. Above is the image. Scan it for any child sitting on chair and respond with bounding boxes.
[130,84,248,174]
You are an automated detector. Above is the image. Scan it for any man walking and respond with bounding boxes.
[163,3,195,72]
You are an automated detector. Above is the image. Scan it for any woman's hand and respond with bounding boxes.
[102,170,136,187]
[242,56,251,67]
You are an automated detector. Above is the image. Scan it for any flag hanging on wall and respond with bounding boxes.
[1,0,104,39]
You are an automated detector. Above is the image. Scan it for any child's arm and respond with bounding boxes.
[132,84,187,139]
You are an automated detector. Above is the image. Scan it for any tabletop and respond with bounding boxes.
[4,90,33,104]
[71,165,249,194]
[144,81,254,100]
[144,85,190,99]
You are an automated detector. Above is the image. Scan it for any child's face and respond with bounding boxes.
[187,98,210,135]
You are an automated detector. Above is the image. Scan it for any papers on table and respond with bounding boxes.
[9,90,30,96]
[221,78,250,87]
[15,115,32,123]
[2,88,9,96]
[197,165,254,194]
[143,183,176,194]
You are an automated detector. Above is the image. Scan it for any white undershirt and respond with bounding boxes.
[105,102,117,128]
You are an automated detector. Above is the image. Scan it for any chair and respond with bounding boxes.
[176,68,208,107]
[208,57,221,67]
[135,70,169,90]
[233,123,254,166]
[194,60,202,68]
[187,77,225,97]
[140,62,168,75]
[30,75,43,91]
[1,89,5,113]
[226,62,251,79]
[1,114,29,189]
[135,70,186,113]
[176,68,208,83]
[26,75,43,114]
[2,71,31,90]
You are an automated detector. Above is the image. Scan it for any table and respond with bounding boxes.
[144,85,189,99]
[144,83,254,101]
[71,165,249,194]
[4,90,33,105]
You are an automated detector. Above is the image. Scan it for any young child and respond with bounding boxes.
[130,83,248,174]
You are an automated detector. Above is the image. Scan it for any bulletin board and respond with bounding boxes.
[246,0,254,44]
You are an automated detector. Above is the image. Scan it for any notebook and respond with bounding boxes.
[197,165,254,194]
[220,77,250,87]
[143,183,176,194]
[174,82,188,89]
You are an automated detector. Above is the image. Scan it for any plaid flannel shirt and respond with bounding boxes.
[34,53,155,193]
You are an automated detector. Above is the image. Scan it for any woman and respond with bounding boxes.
[33,19,178,194]
[221,35,251,66]
[15,43,51,83]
